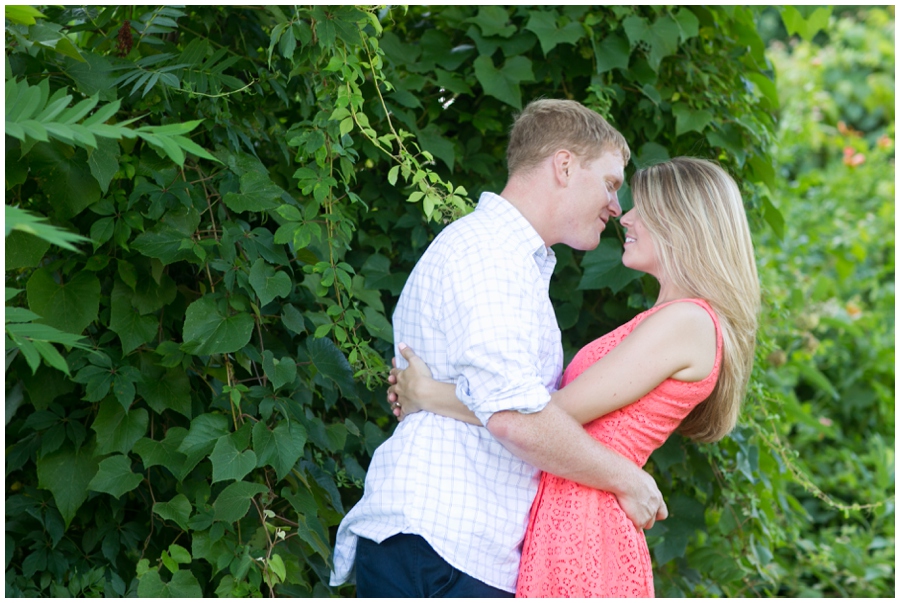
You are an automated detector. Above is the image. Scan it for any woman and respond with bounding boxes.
[387,157,760,597]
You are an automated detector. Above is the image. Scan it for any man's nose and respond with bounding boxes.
[608,194,622,217]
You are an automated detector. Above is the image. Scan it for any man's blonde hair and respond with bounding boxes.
[506,99,631,176]
[632,157,760,443]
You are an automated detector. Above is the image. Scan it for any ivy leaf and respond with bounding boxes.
[467,6,516,38]
[212,481,268,523]
[36,444,99,528]
[307,337,359,401]
[153,493,192,531]
[223,171,284,213]
[181,296,254,356]
[652,494,706,565]
[137,568,202,598]
[28,142,100,220]
[133,429,189,478]
[88,454,143,499]
[137,368,193,419]
[86,136,120,194]
[525,10,585,56]
[92,398,149,455]
[577,238,642,293]
[781,6,832,42]
[209,435,258,483]
[26,268,100,334]
[253,420,307,480]
[622,14,680,71]
[262,350,297,390]
[249,259,292,307]
[281,304,307,336]
[282,485,331,560]
[415,124,456,171]
[131,207,201,266]
[672,103,713,137]
[472,55,534,110]
[673,7,700,42]
[633,142,670,170]
[178,413,230,459]
[109,279,157,355]
[594,33,630,74]
[132,272,177,315]
[6,231,51,270]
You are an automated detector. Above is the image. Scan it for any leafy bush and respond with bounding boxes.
[4,4,890,598]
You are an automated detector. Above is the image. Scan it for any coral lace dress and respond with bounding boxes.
[516,299,722,598]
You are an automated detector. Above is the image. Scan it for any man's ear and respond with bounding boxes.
[552,149,573,187]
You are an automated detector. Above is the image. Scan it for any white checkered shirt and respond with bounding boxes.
[330,192,563,593]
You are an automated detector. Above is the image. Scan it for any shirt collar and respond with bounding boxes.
[476,191,554,263]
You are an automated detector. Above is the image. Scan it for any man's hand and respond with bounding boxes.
[614,467,667,530]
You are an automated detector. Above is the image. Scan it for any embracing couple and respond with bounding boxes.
[330,99,760,597]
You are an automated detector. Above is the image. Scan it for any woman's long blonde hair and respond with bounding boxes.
[631,157,760,443]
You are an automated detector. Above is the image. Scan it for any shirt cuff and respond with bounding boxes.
[456,381,551,427]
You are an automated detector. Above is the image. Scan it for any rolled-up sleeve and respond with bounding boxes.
[441,248,553,426]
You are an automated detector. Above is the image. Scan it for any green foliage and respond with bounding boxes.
[4,4,889,598]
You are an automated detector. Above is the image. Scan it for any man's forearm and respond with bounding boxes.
[488,403,667,529]
[486,403,635,493]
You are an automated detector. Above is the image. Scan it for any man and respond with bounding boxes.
[330,99,667,597]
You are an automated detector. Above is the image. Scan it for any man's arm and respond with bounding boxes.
[487,404,667,530]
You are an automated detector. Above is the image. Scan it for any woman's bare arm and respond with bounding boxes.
[388,302,717,426]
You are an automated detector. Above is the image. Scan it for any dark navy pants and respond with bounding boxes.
[355,533,514,598]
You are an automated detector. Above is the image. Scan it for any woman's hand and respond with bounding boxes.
[387,343,437,421]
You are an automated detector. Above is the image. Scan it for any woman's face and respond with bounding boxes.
[620,206,661,277]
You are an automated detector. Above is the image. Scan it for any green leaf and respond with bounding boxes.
[5,5,47,25]
[307,337,359,401]
[5,206,89,251]
[577,238,642,293]
[92,398,149,455]
[281,304,307,335]
[181,296,254,356]
[249,259,293,307]
[131,207,201,265]
[137,568,202,598]
[525,10,585,56]
[780,6,832,42]
[652,494,706,565]
[86,137,120,193]
[178,413,230,458]
[5,230,51,270]
[28,143,101,220]
[594,33,630,74]
[223,171,284,213]
[673,7,700,42]
[269,554,287,582]
[153,494,192,531]
[133,429,189,478]
[88,454,143,499]
[673,103,713,137]
[26,268,100,334]
[262,350,297,390]
[622,14,680,71]
[633,141,670,170]
[744,72,779,111]
[473,55,534,110]
[109,279,157,355]
[415,124,456,171]
[467,6,516,38]
[36,444,99,528]
[209,435,258,483]
[213,480,268,523]
[253,420,307,480]
[137,368,193,419]
[282,485,331,560]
